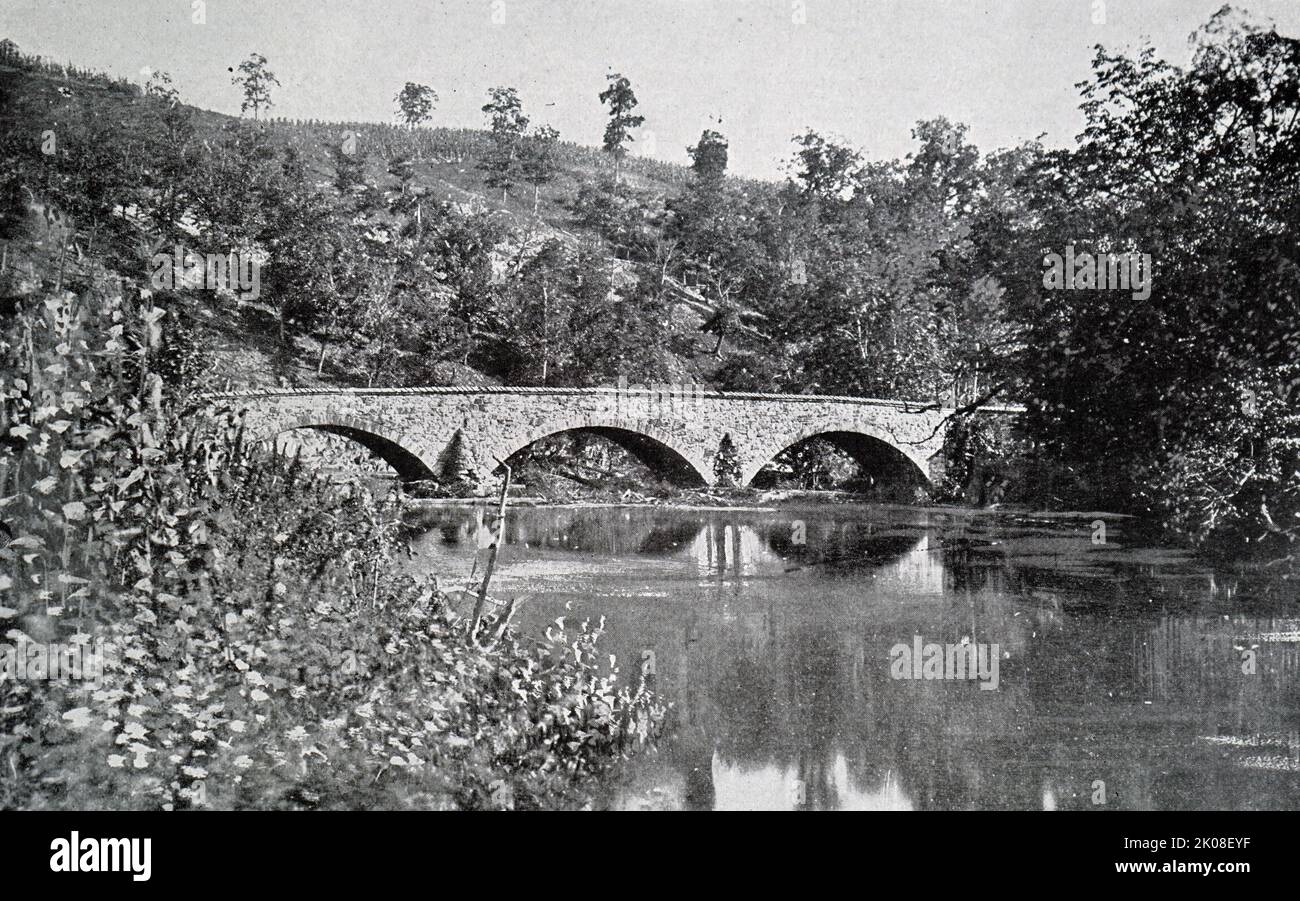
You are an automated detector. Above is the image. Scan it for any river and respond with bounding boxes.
[408,503,1300,810]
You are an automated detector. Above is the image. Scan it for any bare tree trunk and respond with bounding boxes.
[541,283,549,384]
[55,239,67,292]
[470,463,511,643]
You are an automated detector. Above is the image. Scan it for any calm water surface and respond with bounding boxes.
[409,504,1300,810]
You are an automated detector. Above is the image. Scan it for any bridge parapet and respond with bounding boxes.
[207,386,1022,491]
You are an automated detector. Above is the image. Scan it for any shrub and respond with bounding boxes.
[0,283,664,810]
[712,433,740,487]
[1137,369,1300,555]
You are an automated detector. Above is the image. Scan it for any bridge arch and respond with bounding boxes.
[739,427,932,489]
[264,416,437,482]
[494,420,712,488]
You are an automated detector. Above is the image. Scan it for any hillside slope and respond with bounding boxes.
[0,48,750,392]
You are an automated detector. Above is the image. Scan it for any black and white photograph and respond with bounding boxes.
[0,0,1296,875]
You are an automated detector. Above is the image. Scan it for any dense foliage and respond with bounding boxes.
[0,278,662,810]
[1001,10,1300,552]
[1,8,1296,557]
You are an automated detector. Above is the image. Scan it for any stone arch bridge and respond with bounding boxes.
[213,386,1018,491]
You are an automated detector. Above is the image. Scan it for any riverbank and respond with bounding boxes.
[401,484,1138,528]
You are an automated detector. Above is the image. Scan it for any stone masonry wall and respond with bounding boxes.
[218,387,957,491]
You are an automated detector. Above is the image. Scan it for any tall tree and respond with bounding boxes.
[140,71,195,242]
[394,82,437,127]
[687,129,729,183]
[232,53,280,120]
[478,86,529,201]
[789,129,862,201]
[1005,8,1300,545]
[497,238,573,384]
[598,72,644,183]
[519,124,560,214]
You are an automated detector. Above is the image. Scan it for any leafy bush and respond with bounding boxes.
[0,284,664,810]
[936,415,1026,506]
[712,434,740,487]
[1136,369,1300,554]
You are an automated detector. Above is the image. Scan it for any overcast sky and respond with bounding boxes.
[3,0,1298,179]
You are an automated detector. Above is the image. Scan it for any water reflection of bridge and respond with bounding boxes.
[680,521,946,598]
[409,506,1300,810]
